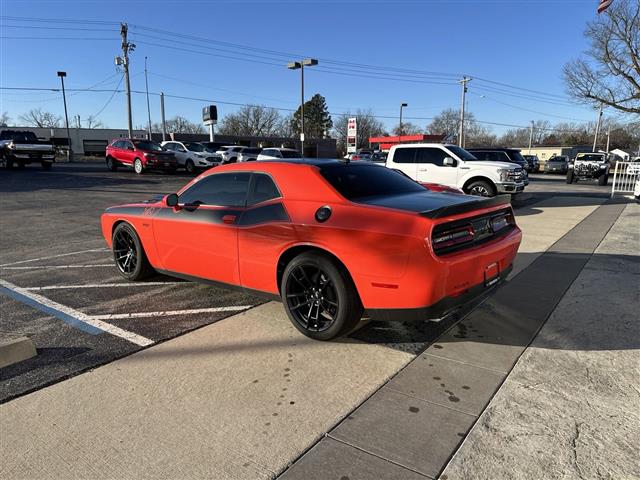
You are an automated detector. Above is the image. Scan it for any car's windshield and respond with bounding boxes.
[185,142,205,152]
[576,154,605,162]
[320,163,425,200]
[133,141,164,151]
[280,150,301,158]
[550,157,567,162]
[446,146,477,161]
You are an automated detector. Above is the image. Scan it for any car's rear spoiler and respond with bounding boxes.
[420,195,511,219]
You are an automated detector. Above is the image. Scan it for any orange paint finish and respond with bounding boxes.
[101,161,522,313]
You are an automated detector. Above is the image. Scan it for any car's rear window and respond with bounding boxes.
[133,141,164,151]
[243,148,262,154]
[320,164,424,200]
[1,131,38,142]
[280,150,301,158]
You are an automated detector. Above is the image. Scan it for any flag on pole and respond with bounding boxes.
[597,0,613,13]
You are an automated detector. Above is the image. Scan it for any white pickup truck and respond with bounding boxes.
[385,143,527,197]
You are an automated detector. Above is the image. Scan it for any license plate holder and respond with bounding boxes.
[484,262,500,288]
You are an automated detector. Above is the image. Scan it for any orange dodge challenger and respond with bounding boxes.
[101,159,521,340]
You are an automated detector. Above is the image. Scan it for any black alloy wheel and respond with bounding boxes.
[282,252,363,340]
[467,180,495,197]
[112,223,153,280]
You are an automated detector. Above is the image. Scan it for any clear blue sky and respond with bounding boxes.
[0,0,621,135]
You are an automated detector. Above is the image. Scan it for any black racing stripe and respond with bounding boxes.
[154,207,244,224]
[105,206,146,216]
[238,203,290,226]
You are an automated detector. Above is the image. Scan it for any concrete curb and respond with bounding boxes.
[0,336,37,369]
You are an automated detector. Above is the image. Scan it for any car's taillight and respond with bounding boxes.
[432,225,475,249]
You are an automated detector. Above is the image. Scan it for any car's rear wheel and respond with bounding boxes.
[185,159,196,174]
[281,252,363,341]
[598,173,609,186]
[112,223,153,281]
[466,180,495,197]
[566,171,574,184]
[134,158,144,174]
[106,156,118,171]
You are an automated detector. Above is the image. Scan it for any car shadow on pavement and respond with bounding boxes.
[354,250,639,354]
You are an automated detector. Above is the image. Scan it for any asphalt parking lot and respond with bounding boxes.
[0,163,612,403]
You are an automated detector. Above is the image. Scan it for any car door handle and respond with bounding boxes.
[222,214,237,225]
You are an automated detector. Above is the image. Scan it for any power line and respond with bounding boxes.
[92,75,124,119]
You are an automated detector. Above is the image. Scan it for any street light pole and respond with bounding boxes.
[288,58,318,158]
[57,71,71,160]
[399,102,407,140]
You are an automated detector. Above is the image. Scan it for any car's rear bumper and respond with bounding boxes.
[365,263,512,322]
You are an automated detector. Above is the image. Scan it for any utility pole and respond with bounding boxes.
[459,77,471,147]
[144,56,152,140]
[592,104,603,152]
[57,71,71,160]
[606,126,611,153]
[120,23,134,138]
[528,120,534,154]
[76,114,81,129]
[160,92,167,142]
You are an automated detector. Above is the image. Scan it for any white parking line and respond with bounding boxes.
[0,278,154,347]
[90,306,252,320]
[0,248,109,267]
[1,264,114,270]
[23,282,184,291]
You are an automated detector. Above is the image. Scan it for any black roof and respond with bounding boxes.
[261,158,366,167]
[466,147,521,152]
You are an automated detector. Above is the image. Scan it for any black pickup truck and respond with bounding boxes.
[0,130,56,170]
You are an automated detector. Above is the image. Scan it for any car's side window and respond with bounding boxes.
[123,141,134,150]
[247,173,281,205]
[415,148,448,166]
[163,143,173,151]
[179,172,251,207]
[112,141,123,149]
[393,148,416,163]
[472,151,489,161]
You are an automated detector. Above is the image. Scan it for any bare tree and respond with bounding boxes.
[332,110,386,155]
[391,122,422,136]
[84,115,104,129]
[275,113,295,138]
[17,108,61,128]
[426,108,495,146]
[157,116,205,134]
[0,112,9,126]
[218,105,282,137]
[563,0,640,114]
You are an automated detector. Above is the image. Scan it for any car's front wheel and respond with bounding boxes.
[281,252,363,341]
[598,173,609,186]
[112,223,153,281]
[566,171,574,184]
[134,158,144,174]
[185,159,196,174]
[466,180,496,197]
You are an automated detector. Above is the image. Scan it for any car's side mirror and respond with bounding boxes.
[166,193,179,207]
[128,146,135,151]
[443,157,456,167]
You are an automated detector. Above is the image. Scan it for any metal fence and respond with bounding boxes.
[611,161,640,198]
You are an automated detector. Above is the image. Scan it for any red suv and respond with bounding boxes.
[106,139,177,174]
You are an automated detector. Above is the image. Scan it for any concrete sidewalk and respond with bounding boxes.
[440,202,640,479]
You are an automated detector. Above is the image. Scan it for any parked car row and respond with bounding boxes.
[104,139,302,174]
